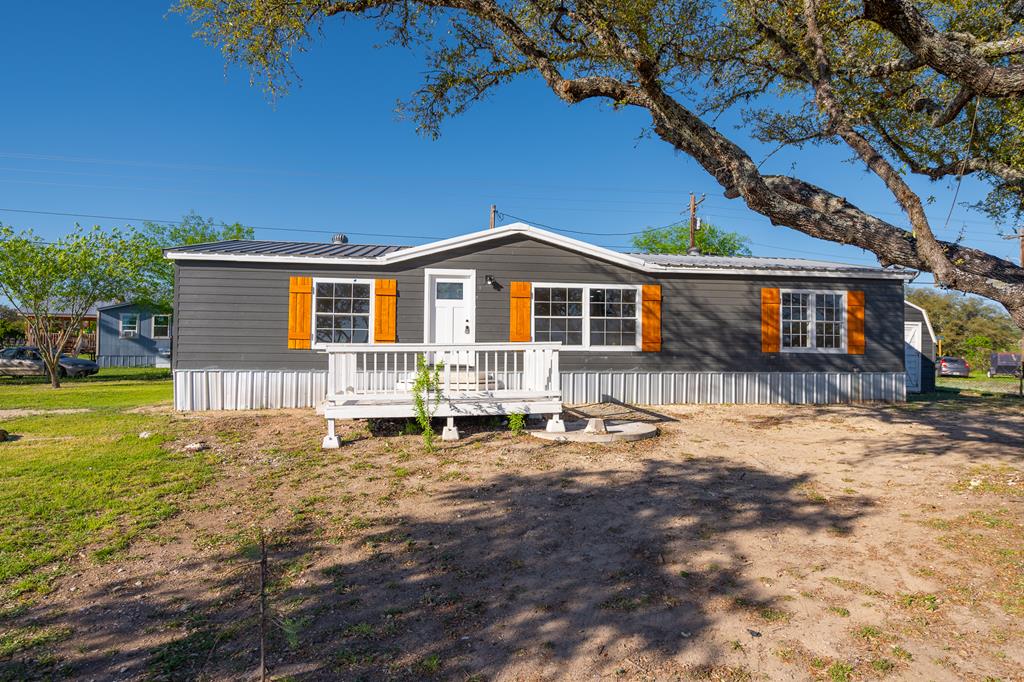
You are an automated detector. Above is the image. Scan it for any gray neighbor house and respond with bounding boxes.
[166,223,928,424]
[96,303,173,368]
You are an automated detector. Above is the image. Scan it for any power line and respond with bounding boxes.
[0,207,450,242]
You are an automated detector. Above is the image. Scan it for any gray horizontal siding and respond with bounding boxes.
[173,234,906,374]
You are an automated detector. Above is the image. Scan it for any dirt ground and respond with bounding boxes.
[4,397,1023,681]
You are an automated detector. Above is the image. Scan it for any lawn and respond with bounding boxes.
[937,370,1022,397]
[1,382,1021,681]
[0,367,212,602]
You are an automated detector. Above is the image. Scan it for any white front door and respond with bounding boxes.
[426,270,476,345]
[904,322,922,393]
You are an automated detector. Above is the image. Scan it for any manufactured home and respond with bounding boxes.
[97,303,173,368]
[166,223,916,445]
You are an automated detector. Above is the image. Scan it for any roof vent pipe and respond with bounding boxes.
[331,233,349,244]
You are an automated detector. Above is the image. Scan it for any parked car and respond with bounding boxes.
[0,347,99,378]
[988,352,1023,378]
[938,356,971,378]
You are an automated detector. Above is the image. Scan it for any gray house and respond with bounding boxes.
[903,300,937,393]
[166,223,917,418]
[97,303,172,368]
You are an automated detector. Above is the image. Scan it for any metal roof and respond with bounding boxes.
[164,226,914,279]
[166,240,407,259]
[635,253,903,274]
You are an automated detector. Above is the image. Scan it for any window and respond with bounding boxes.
[152,314,172,338]
[781,291,845,352]
[435,282,464,300]
[533,284,641,349]
[0,348,17,359]
[589,288,637,346]
[534,286,584,346]
[313,280,372,345]
[120,313,139,337]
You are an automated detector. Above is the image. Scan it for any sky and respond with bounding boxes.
[1,3,1019,290]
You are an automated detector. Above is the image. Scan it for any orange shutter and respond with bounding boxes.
[641,284,662,352]
[287,276,313,350]
[761,288,781,352]
[374,279,398,343]
[847,290,865,354]
[509,281,532,342]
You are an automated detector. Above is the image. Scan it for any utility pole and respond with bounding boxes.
[688,193,706,255]
[1003,229,1024,395]
[489,205,496,230]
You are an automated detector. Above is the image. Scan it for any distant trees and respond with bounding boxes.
[632,221,752,257]
[907,288,1021,370]
[137,211,254,310]
[0,225,147,388]
[0,305,24,345]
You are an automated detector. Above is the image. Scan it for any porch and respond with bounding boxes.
[320,342,564,447]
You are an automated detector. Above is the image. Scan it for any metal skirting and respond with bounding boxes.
[174,369,906,411]
[174,369,329,411]
[98,355,157,368]
[559,371,907,405]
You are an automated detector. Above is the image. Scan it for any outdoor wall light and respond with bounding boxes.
[485,275,502,290]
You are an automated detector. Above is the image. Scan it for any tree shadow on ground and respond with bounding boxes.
[734,392,1023,463]
[5,455,873,680]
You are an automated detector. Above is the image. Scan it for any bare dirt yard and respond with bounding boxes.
[3,395,1022,681]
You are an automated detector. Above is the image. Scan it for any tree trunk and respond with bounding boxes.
[48,361,61,389]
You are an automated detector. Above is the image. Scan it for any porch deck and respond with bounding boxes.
[320,343,564,447]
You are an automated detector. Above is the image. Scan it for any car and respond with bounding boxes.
[938,355,971,378]
[987,353,1023,378]
[0,346,100,378]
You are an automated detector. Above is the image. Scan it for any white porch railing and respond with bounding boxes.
[322,342,561,401]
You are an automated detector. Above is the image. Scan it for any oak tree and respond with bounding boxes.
[174,0,1024,326]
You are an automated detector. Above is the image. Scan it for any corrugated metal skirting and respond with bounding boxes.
[174,370,329,411]
[173,369,905,411]
[560,371,906,405]
[99,355,156,368]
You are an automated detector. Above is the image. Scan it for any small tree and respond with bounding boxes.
[632,221,752,257]
[411,354,443,452]
[0,225,146,388]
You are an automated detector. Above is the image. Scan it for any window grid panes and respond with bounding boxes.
[815,294,843,349]
[533,287,584,346]
[314,281,371,344]
[781,291,844,351]
[153,314,171,338]
[533,285,640,348]
[589,288,637,346]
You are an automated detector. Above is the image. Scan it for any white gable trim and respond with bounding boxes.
[165,222,914,280]
[904,300,937,346]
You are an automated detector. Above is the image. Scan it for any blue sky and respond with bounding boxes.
[1,3,1018,288]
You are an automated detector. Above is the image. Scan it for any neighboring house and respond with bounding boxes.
[165,223,916,413]
[97,303,172,368]
[903,300,937,393]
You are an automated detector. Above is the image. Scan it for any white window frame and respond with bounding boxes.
[311,277,376,349]
[119,312,140,337]
[779,289,847,354]
[531,282,642,352]
[152,313,172,339]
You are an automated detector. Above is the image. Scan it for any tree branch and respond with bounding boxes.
[864,0,1024,97]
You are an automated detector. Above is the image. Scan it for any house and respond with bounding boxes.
[96,303,173,368]
[903,300,937,393]
[166,222,916,441]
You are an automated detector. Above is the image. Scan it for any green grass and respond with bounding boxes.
[0,366,171,410]
[0,370,211,600]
